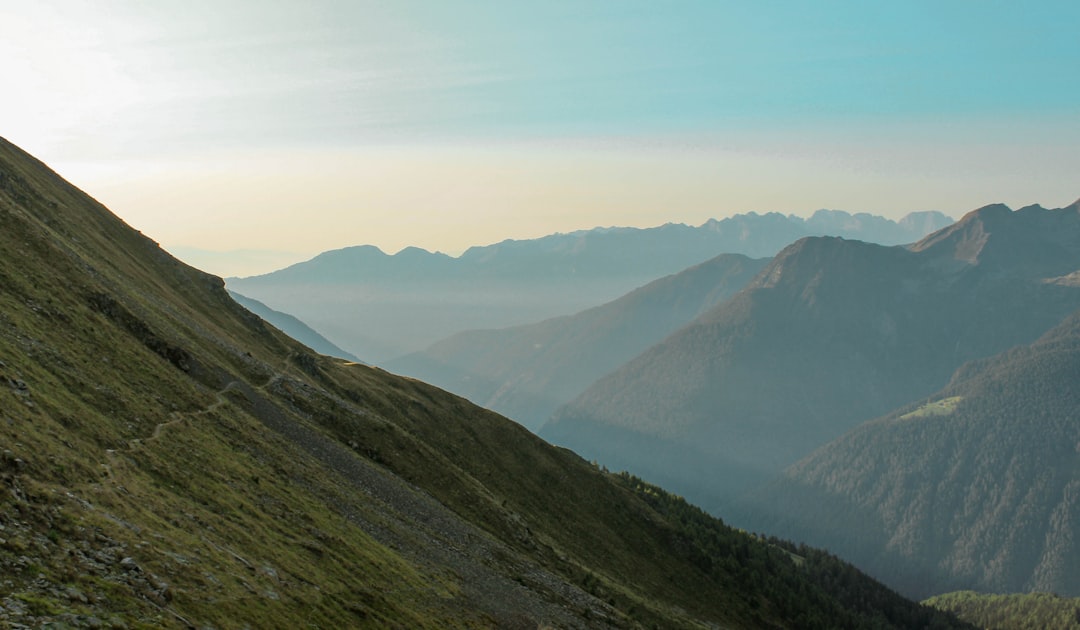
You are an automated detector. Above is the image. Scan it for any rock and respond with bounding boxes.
[64,586,88,604]
[157,584,173,603]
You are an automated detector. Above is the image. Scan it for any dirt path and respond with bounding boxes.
[103,356,290,479]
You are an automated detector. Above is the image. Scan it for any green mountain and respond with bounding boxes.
[228,290,363,363]
[924,591,1080,630]
[227,211,950,363]
[0,138,970,627]
[542,202,1080,515]
[385,254,768,431]
[741,306,1080,599]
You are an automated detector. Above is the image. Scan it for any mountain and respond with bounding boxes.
[385,254,769,431]
[227,290,363,363]
[0,138,972,627]
[227,210,952,363]
[741,306,1080,599]
[542,202,1080,516]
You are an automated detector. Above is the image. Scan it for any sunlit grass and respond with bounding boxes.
[899,396,963,420]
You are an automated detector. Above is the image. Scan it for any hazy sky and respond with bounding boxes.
[4,1,1079,276]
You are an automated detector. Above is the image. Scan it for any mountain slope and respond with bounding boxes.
[741,307,1080,599]
[543,202,1080,514]
[228,289,363,362]
[228,210,951,362]
[0,138,969,627]
[924,591,1080,629]
[385,254,768,431]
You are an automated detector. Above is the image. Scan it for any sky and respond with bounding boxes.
[3,1,1079,276]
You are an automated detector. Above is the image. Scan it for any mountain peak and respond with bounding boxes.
[911,202,1080,272]
[394,245,437,257]
[754,235,906,293]
[908,203,1011,263]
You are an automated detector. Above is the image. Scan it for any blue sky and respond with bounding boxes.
[3,1,1079,275]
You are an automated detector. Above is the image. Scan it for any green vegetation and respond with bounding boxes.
[925,591,1080,629]
[899,396,962,420]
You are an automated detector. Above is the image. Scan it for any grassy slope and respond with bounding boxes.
[0,136,968,629]
[0,139,474,628]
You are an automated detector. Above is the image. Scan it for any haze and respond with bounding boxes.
[4,0,1079,276]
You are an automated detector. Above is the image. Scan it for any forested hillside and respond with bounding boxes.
[925,591,1080,630]
[744,307,1080,599]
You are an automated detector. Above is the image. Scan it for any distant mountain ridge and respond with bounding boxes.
[385,254,770,431]
[238,209,951,284]
[542,202,1080,516]
[451,208,952,276]
[228,209,952,362]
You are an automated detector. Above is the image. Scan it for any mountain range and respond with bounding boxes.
[0,138,972,626]
[542,201,1080,517]
[385,253,769,431]
[227,209,952,363]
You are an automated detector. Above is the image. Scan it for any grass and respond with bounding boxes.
[899,396,963,420]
